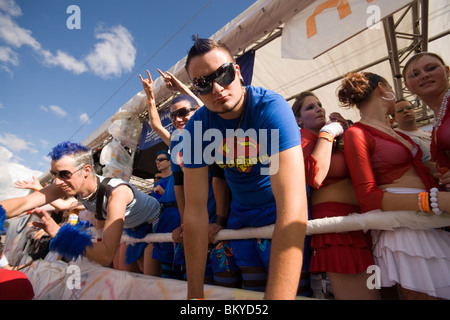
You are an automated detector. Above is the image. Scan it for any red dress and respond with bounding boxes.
[431,95,450,169]
[301,129,374,274]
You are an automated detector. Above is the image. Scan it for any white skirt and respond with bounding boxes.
[372,188,450,299]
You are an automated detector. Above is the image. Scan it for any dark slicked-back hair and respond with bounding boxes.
[185,35,235,75]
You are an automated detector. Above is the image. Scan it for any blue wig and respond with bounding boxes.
[50,221,93,261]
[48,141,91,161]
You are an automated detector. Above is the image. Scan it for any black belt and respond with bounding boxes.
[159,202,178,212]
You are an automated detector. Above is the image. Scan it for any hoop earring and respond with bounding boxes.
[381,92,396,101]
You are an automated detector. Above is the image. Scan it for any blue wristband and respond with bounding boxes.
[50,221,93,260]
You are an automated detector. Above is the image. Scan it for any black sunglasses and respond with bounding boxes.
[192,62,236,95]
[169,107,196,121]
[50,166,84,181]
[155,157,169,163]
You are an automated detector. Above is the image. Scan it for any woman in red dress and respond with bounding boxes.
[403,52,450,190]
[293,91,379,300]
[337,71,450,300]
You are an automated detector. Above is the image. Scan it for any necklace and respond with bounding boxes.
[361,118,396,136]
[81,177,98,201]
[433,88,450,129]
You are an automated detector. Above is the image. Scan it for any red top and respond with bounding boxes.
[431,95,450,169]
[301,129,349,188]
[0,269,34,300]
[344,122,438,212]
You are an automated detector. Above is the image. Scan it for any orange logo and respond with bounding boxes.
[307,0,374,38]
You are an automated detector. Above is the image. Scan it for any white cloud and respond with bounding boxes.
[48,105,68,117]
[85,25,136,79]
[0,145,43,201]
[79,112,91,124]
[0,1,136,78]
[40,104,68,117]
[0,45,17,65]
[0,0,22,17]
[40,49,88,75]
[0,11,41,50]
[0,133,37,154]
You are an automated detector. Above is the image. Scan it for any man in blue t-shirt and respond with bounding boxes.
[149,150,171,200]
[179,37,309,300]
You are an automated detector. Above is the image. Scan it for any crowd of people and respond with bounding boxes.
[0,38,449,300]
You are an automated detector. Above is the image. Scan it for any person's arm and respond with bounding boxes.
[139,70,172,147]
[306,122,344,188]
[1,183,66,218]
[83,185,132,266]
[264,145,308,300]
[171,184,185,244]
[183,166,210,299]
[14,176,81,212]
[208,175,231,243]
[157,69,203,108]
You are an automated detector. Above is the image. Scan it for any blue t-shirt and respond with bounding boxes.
[150,175,170,200]
[178,86,301,209]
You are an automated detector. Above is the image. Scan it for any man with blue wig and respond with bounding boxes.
[0,141,161,271]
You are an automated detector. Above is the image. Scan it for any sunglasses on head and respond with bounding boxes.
[192,62,236,95]
[169,107,197,121]
[50,166,84,181]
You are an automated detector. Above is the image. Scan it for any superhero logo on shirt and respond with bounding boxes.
[216,136,269,173]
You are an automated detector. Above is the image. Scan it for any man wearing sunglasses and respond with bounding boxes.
[181,37,309,300]
[0,141,161,274]
[150,150,172,200]
[139,70,242,286]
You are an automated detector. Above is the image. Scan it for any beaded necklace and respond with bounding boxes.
[433,88,450,129]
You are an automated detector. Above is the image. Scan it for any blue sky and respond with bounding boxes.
[0,0,256,198]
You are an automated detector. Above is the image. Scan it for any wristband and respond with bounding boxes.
[417,193,424,212]
[147,99,155,105]
[0,204,6,232]
[34,186,43,191]
[318,131,334,143]
[418,192,430,212]
[320,121,344,137]
[50,221,93,261]
[429,188,442,215]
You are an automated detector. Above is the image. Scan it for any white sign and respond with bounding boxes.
[281,0,413,60]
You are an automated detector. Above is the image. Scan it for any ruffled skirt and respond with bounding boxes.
[372,227,450,299]
[310,202,374,274]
